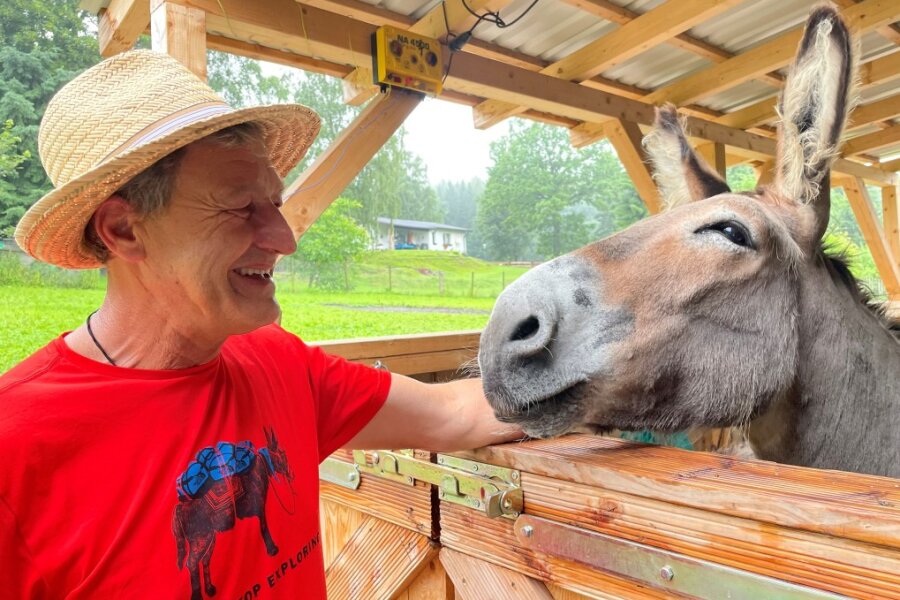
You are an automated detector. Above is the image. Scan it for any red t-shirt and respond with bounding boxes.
[0,324,391,599]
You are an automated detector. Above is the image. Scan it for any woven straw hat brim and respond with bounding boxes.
[15,103,320,270]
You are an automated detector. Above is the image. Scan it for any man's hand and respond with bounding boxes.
[346,375,524,452]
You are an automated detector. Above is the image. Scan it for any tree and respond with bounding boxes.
[437,178,484,255]
[476,121,646,261]
[294,197,368,289]
[0,0,100,235]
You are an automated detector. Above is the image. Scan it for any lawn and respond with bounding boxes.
[0,284,497,373]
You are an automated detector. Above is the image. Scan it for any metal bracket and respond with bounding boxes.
[514,515,845,600]
[319,456,361,490]
[348,449,523,519]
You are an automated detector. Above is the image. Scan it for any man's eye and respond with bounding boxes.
[696,221,754,249]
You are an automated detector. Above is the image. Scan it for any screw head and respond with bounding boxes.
[472,464,479,471]
[372,452,380,464]
[511,471,519,480]
[438,457,445,464]
[659,566,675,582]
[347,472,358,482]
[521,525,534,538]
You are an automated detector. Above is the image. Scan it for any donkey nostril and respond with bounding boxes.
[510,316,540,342]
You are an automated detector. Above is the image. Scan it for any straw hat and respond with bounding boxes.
[15,49,321,269]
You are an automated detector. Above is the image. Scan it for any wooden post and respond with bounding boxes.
[697,142,727,178]
[604,119,662,214]
[883,184,900,279]
[755,159,776,187]
[150,0,207,80]
[838,177,900,299]
[99,0,151,57]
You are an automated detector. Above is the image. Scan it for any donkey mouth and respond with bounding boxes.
[492,381,589,433]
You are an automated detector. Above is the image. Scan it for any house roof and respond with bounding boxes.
[377,217,469,232]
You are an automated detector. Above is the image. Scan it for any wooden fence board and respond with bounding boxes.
[441,547,553,600]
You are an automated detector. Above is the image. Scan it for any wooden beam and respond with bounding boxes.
[326,518,438,599]
[842,126,900,156]
[697,142,726,178]
[440,547,553,600]
[150,0,207,79]
[880,157,900,172]
[849,96,900,130]
[99,0,151,57]
[558,0,784,87]
[604,120,661,214]
[860,50,900,87]
[282,89,423,239]
[755,160,776,187]
[178,0,896,185]
[643,0,898,108]
[838,176,900,298]
[342,67,376,106]
[883,184,900,280]
[472,0,742,129]
[302,0,412,28]
[207,33,352,78]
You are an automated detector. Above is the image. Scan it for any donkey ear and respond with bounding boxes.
[643,104,731,210]
[776,5,856,240]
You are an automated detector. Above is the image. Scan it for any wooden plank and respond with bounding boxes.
[440,547,554,600]
[326,517,438,600]
[207,34,352,77]
[401,556,454,600]
[472,0,742,128]
[884,184,900,275]
[604,120,661,214]
[150,0,206,79]
[320,460,434,536]
[881,157,900,172]
[320,499,368,569]
[850,96,900,130]
[860,51,900,87]
[755,160,776,187]
[454,436,900,549]
[696,142,726,178]
[99,0,150,57]
[440,502,676,600]
[642,0,897,108]
[715,96,779,130]
[842,126,900,156]
[281,88,422,238]
[840,176,900,297]
[314,330,481,362]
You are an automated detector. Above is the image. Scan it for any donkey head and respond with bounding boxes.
[479,6,856,441]
[264,426,294,482]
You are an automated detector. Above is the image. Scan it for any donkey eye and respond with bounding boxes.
[698,221,754,249]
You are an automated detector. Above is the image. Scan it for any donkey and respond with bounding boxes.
[478,6,900,478]
[172,427,294,600]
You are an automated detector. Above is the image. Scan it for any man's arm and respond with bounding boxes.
[346,375,524,452]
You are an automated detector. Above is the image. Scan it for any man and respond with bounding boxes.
[0,50,521,598]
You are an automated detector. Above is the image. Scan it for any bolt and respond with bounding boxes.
[347,472,358,482]
[471,464,478,471]
[438,457,444,464]
[511,472,519,480]
[521,525,534,538]
[660,566,675,582]
[502,497,512,510]
[372,452,380,464]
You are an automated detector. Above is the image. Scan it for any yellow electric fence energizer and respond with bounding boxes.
[372,25,443,95]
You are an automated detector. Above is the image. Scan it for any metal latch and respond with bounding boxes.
[347,449,523,519]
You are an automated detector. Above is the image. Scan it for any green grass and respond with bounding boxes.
[0,285,497,373]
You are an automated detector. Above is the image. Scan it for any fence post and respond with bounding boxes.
[388,266,392,292]
[470,272,474,297]
[439,271,445,296]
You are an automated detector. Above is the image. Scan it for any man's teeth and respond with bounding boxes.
[236,268,272,279]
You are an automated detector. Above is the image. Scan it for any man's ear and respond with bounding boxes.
[91,195,146,262]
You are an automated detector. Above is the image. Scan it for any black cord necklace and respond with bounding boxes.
[86,310,117,366]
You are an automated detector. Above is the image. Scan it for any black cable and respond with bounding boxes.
[460,0,541,29]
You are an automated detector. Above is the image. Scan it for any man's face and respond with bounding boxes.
[134,136,296,341]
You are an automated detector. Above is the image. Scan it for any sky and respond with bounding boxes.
[402,96,511,185]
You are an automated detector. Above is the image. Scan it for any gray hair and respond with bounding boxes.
[84,122,266,262]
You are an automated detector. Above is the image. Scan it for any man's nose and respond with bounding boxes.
[255,202,297,256]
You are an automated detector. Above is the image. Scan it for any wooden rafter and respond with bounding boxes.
[559,0,785,87]
[99,0,151,57]
[471,0,743,129]
[838,176,900,298]
[639,0,896,108]
[281,89,423,239]
[884,184,900,277]
[842,126,900,156]
[880,157,900,172]
[696,142,727,178]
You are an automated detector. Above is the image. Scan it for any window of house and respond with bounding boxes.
[432,231,437,244]
[443,232,451,245]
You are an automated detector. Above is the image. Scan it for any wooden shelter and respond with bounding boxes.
[82,0,900,597]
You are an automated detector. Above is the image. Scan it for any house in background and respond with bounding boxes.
[375,217,468,253]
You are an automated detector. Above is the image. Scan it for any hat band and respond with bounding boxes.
[102,101,234,162]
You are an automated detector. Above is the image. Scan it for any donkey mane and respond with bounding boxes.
[821,247,900,335]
